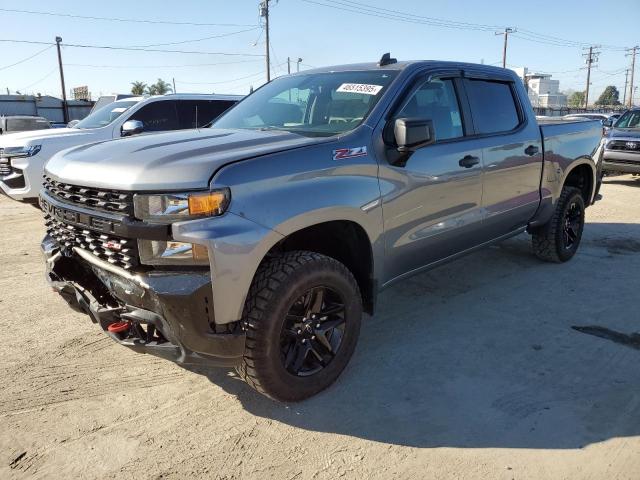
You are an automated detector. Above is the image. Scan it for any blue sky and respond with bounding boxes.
[1,0,638,102]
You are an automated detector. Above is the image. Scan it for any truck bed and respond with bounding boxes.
[539,119,602,161]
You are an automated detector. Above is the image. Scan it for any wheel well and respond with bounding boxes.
[564,164,593,204]
[268,221,375,314]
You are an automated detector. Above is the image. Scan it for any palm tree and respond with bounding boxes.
[146,78,172,95]
[130,81,147,95]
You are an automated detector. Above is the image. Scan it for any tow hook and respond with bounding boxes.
[107,321,131,334]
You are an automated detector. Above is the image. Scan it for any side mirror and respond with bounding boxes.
[394,118,435,152]
[121,119,144,137]
[602,118,613,127]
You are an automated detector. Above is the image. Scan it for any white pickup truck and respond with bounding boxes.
[0,93,242,202]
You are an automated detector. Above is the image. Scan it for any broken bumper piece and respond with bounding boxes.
[41,235,245,367]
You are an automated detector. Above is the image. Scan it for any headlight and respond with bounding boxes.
[133,189,230,223]
[0,145,42,158]
[138,240,209,266]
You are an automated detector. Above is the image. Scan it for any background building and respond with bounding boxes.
[511,67,568,108]
[0,95,94,123]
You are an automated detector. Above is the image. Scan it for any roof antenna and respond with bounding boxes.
[378,52,397,67]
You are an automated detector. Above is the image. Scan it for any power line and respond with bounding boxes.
[300,0,628,50]
[175,69,270,85]
[66,59,263,69]
[19,67,57,92]
[0,7,257,27]
[0,39,264,57]
[0,44,53,71]
[122,27,261,48]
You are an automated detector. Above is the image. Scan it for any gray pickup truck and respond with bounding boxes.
[40,57,603,401]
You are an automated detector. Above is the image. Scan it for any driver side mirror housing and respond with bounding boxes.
[394,118,436,152]
[602,118,613,127]
[121,119,144,137]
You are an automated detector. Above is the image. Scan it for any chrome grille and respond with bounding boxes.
[0,158,11,176]
[44,214,139,270]
[43,176,134,214]
[608,140,640,152]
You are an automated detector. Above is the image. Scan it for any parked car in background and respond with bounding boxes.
[90,94,136,114]
[39,58,603,401]
[0,93,242,201]
[563,112,620,126]
[602,108,640,174]
[0,115,50,135]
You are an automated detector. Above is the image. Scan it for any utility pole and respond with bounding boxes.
[296,57,302,72]
[287,57,291,74]
[582,46,600,109]
[623,69,630,106]
[626,46,638,107]
[55,36,69,124]
[495,27,514,68]
[172,77,176,94]
[259,1,271,82]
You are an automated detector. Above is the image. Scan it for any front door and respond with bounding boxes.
[378,75,484,284]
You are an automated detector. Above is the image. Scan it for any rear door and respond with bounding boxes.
[176,99,238,129]
[127,100,179,133]
[378,73,485,283]
[462,72,543,238]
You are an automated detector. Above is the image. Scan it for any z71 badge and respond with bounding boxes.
[332,146,368,160]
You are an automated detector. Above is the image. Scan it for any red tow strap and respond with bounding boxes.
[107,321,131,334]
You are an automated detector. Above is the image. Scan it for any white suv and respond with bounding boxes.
[0,93,242,202]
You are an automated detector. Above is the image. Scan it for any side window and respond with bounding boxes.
[464,79,520,134]
[396,78,464,142]
[176,100,237,129]
[128,100,179,132]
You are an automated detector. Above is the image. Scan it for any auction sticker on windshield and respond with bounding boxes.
[336,83,383,95]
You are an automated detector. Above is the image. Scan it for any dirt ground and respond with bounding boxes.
[1,176,639,480]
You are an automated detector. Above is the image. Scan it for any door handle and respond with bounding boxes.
[459,155,480,168]
[525,145,540,156]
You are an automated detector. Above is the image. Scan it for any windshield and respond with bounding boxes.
[614,111,640,129]
[75,100,138,129]
[212,70,398,137]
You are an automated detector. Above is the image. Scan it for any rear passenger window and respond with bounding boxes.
[396,78,463,141]
[464,80,520,134]
[176,100,237,129]
[128,100,179,131]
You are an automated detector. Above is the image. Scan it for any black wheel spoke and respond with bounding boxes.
[291,343,310,372]
[314,333,335,355]
[320,303,344,316]
[280,285,346,376]
[304,287,325,317]
[316,317,345,333]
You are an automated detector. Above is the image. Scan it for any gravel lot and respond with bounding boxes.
[1,176,639,480]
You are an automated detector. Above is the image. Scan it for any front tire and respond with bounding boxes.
[531,186,585,263]
[237,251,362,402]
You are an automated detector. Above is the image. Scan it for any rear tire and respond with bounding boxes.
[531,186,585,263]
[237,251,362,402]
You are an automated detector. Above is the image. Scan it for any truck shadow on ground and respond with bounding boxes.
[603,175,640,187]
[194,223,640,449]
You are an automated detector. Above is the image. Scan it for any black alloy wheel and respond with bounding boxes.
[280,286,346,377]
[563,200,583,250]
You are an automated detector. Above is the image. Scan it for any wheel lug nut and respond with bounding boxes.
[316,323,320,328]
[311,335,315,340]
[302,339,306,343]
[297,329,302,334]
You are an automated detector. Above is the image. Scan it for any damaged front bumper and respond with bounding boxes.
[42,235,246,367]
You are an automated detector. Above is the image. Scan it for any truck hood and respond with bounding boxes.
[607,128,640,140]
[0,127,99,146]
[45,128,324,191]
